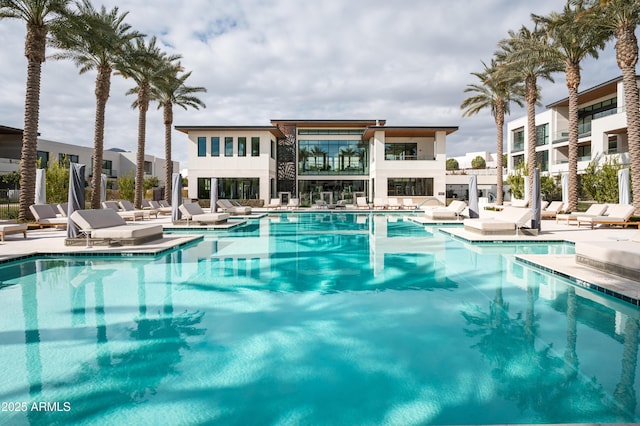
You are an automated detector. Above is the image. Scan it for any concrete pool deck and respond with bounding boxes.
[0,211,638,306]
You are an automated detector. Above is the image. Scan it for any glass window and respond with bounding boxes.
[211,137,220,157]
[225,137,233,157]
[102,159,113,176]
[197,137,206,157]
[512,129,525,152]
[384,143,417,160]
[271,140,275,159]
[535,124,549,146]
[36,151,49,169]
[251,137,260,156]
[387,178,433,196]
[238,137,247,157]
[535,150,549,172]
[298,140,368,175]
[199,177,260,199]
[58,153,79,167]
[144,161,152,174]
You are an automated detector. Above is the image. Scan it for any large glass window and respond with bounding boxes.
[512,129,525,152]
[36,151,49,168]
[387,178,433,196]
[298,129,363,135]
[535,124,549,146]
[578,144,591,161]
[225,137,233,157]
[58,153,79,167]
[102,159,113,177]
[238,137,247,157]
[271,140,275,159]
[535,150,549,172]
[198,177,259,199]
[298,179,367,205]
[384,143,417,160]
[298,140,368,175]
[211,137,220,157]
[197,137,206,157]
[251,137,260,156]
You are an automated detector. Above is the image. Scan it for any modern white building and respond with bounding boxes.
[506,76,631,176]
[0,124,177,187]
[176,119,458,206]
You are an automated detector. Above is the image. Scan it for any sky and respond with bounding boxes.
[0,0,628,168]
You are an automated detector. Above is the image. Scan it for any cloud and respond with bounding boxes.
[0,0,625,167]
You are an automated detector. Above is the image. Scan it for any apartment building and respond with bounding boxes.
[176,119,457,205]
[506,76,631,175]
[0,124,177,186]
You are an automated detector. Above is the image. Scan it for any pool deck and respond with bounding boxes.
[1,209,639,306]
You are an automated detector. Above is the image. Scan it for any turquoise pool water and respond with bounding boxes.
[0,213,638,425]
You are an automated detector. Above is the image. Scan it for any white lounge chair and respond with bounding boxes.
[463,206,534,235]
[556,203,608,225]
[68,209,163,246]
[178,203,230,225]
[356,197,369,209]
[286,198,300,209]
[217,199,251,215]
[29,204,68,228]
[101,201,145,221]
[577,204,636,229]
[373,198,387,209]
[0,221,28,241]
[148,200,172,215]
[424,200,467,220]
[402,198,417,209]
[387,198,401,209]
[57,202,68,217]
[267,198,281,209]
[120,200,158,219]
[541,201,564,219]
[510,199,529,208]
[575,231,640,281]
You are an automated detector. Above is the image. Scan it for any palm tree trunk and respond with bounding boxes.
[495,101,505,206]
[164,102,173,205]
[18,23,47,222]
[525,76,537,203]
[90,66,112,209]
[616,23,640,214]
[134,84,149,209]
[566,62,580,213]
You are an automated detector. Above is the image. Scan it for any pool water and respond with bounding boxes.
[0,213,638,425]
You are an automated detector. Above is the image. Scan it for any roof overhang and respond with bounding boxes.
[174,125,286,139]
[271,119,385,128]
[546,75,628,108]
[0,125,26,135]
[362,126,458,140]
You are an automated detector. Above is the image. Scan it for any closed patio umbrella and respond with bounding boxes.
[35,168,46,205]
[468,175,479,219]
[618,168,630,205]
[100,174,107,203]
[67,163,86,238]
[531,168,541,232]
[171,173,182,222]
[210,178,218,213]
[561,173,569,208]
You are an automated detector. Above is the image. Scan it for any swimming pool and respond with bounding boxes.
[0,213,638,425]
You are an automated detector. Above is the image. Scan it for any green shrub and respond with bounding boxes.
[471,156,486,169]
[117,171,135,202]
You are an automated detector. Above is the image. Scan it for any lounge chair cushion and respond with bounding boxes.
[179,203,229,223]
[463,207,533,235]
[217,199,251,214]
[424,200,466,219]
[575,234,640,280]
[556,204,608,223]
[70,209,163,241]
[29,204,68,226]
[576,204,635,228]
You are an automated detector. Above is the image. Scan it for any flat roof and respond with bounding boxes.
[271,119,386,128]
[362,126,458,140]
[174,125,285,139]
[545,75,629,108]
[0,125,25,135]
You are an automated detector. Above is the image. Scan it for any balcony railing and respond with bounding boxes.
[384,154,436,161]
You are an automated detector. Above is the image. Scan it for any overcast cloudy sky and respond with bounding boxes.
[0,0,627,167]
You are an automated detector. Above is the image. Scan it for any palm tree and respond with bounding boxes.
[585,0,640,214]
[49,0,143,209]
[118,36,180,208]
[461,59,524,205]
[533,2,608,213]
[1,0,70,221]
[497,26,563,202]
[151,67,206,205]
